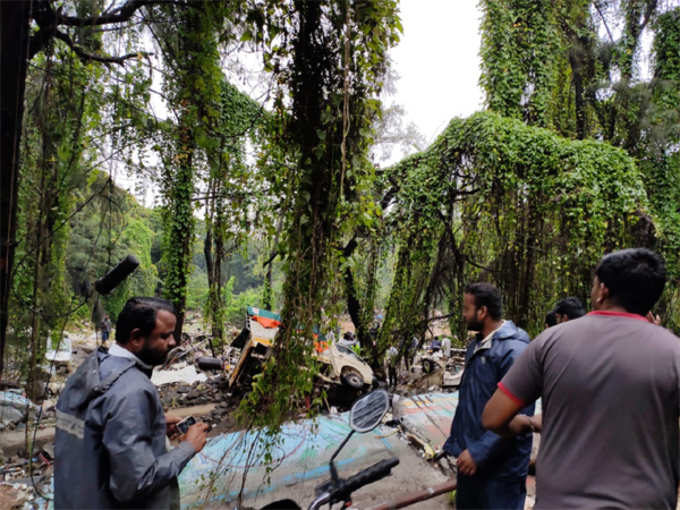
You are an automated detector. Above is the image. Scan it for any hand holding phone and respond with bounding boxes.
[184,421,210,453]
[176,416,196,435]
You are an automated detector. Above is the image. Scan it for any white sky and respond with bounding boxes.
[388,0,484,145]
[115,2,484,204]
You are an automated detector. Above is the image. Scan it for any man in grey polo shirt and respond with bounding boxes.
[482,248,679,509]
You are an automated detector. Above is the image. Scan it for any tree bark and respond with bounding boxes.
[1,1,32,378]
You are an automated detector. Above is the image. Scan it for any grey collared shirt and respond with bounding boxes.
[472,320,507,357]
[108,342,153,371]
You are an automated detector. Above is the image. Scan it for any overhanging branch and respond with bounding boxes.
[56,0,184,27]
[53,30,151,66]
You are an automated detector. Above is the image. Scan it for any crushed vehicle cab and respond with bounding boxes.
[315,342,375,390]
[229,306,375,391]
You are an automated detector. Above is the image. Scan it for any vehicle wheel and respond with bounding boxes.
[341,368,364,390]
[422,359,434,374]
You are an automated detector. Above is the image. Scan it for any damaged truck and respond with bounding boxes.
[229,306,375,392]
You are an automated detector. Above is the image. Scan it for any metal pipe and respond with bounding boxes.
[365,478,457,510]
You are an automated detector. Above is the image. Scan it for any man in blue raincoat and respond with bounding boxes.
[443,283,535,509]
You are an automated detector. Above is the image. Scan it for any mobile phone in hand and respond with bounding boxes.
[176,416,196,435]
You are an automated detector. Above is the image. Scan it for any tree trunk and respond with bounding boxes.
[0,1,31,378]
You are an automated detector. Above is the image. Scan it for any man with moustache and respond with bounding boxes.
[55,297,209,509]
[443,283,535,509]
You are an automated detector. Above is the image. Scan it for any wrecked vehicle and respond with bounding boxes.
[316,343,375,390]
[229,306,375,391]
[420,346,465,388]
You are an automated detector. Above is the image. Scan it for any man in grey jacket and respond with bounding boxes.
[55,297,209,509]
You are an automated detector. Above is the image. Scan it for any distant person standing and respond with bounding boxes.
[441,335,452,359]
[406,335,419,372]
[443,283,534,510]
[483,248,679,509]
[386,345,399,389]
[100,314,112,344]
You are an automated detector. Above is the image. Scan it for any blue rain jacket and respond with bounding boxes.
[444,321,534,480]
[55,347,196,509]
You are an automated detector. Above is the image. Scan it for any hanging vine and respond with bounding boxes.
[380,111,649,342]
[234,0,401,429]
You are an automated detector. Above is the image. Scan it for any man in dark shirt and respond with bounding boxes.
[483,248,679,509]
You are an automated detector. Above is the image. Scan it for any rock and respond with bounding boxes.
[0,483,31,509]
[0,405,24,425]
[48,382,62,395]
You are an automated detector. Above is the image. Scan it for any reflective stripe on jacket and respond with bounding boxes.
[55,347,196,509]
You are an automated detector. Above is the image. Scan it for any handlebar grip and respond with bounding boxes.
[343,458,400,494]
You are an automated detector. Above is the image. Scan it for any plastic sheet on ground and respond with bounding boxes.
[178,411,412,509]
[151,365,207,386]
[393,392,459,448]
[394,392,541,450]
[44,336,72,363]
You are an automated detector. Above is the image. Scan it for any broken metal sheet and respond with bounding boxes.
[14,392,542,509]
[16,411,447,510]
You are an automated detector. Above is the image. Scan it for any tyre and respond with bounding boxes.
[422,359,434,374]
[341,368,364,390]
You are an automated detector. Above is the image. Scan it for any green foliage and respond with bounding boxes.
[234,0,402,430]
[150,1,231,336]
[382,111,648,338]
[480,0,561,126]
[472,0,680,332]
[645,8,680,282]
[9,39,108,386]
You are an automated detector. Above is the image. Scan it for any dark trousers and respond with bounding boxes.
[388,365,397,388]
[456,474,526,510]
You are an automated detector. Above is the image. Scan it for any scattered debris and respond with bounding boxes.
[0,482,32,509]
[1,315,471,508]
[442,368,463,388]
[196,356,223,371]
